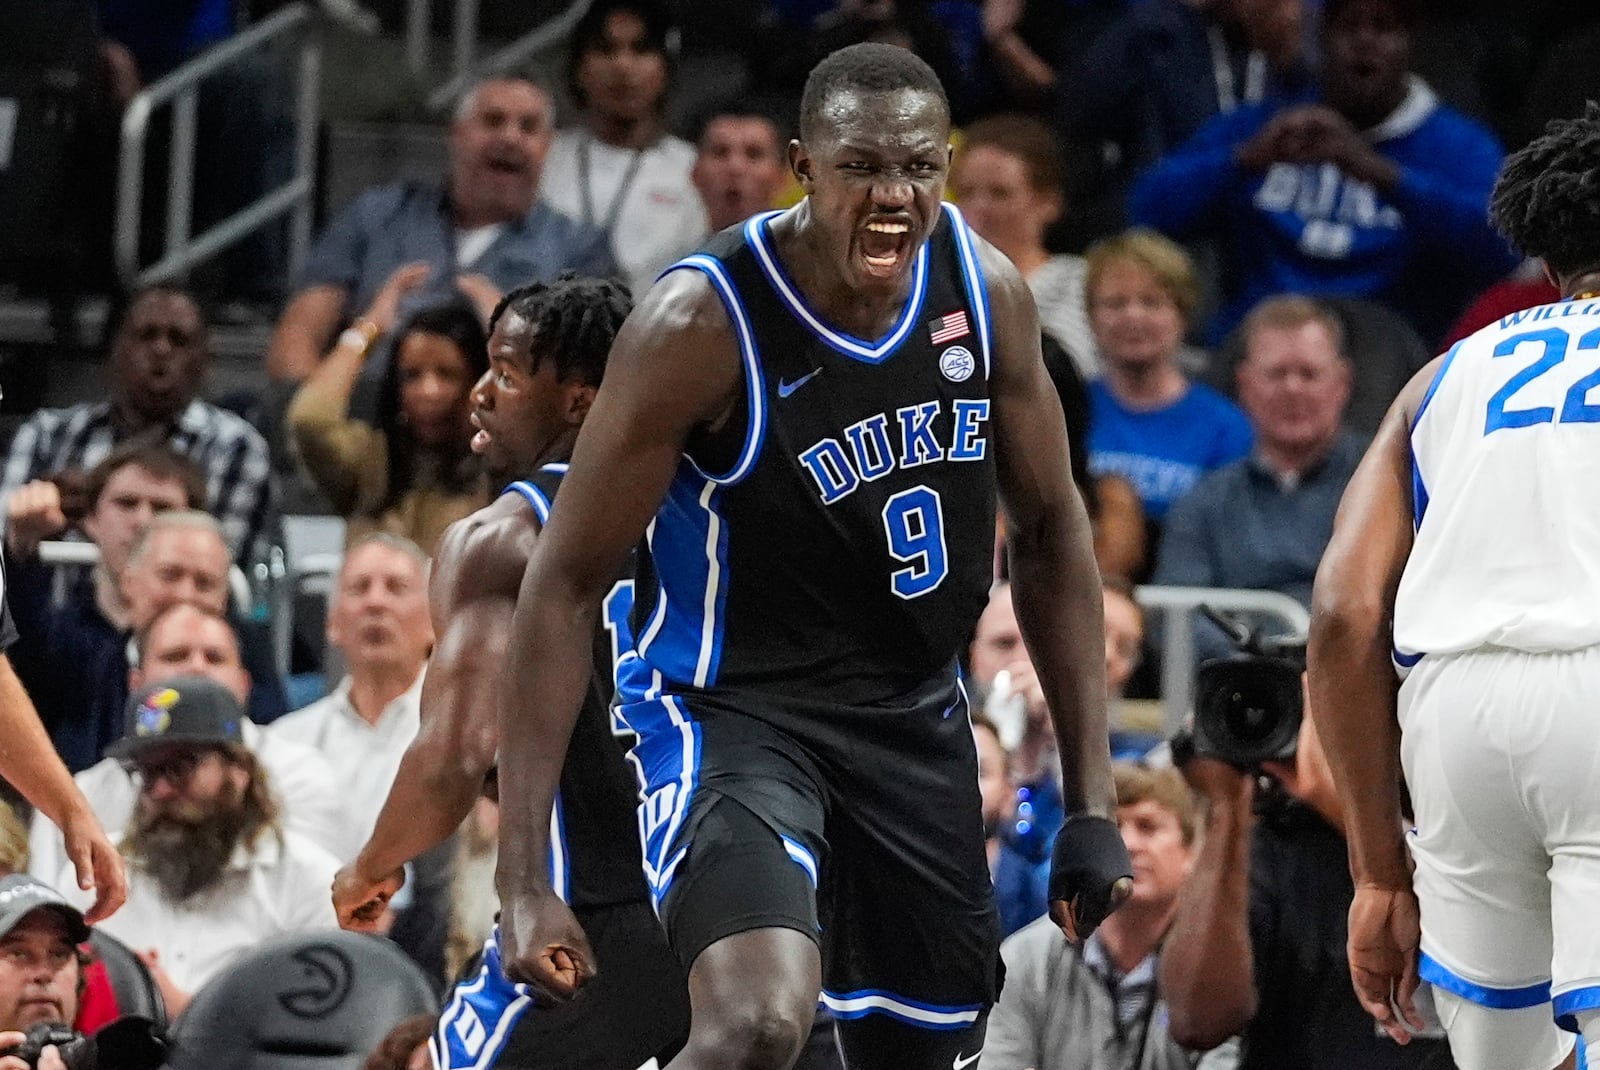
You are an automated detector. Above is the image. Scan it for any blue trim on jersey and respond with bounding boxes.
[780,836,819,887]
[635,472,731,689]
[503,480,552,524]
[620,692,703,904]
[1413,340,1466,429]
[659,255,768,485]
[432,928,534,1070]
[820,988,984,1030]
[941,203,994,379]
[1554,984,1600,1033]
[1419,952,1550,1009]
[548,790,569,903]
[1410,442,1430,531]
[1392,646,1423,668]
[743,211,931,364]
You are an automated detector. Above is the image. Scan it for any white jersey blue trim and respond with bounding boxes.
[743,210,931,365]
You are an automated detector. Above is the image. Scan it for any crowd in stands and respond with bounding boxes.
[2,0,1597,1065]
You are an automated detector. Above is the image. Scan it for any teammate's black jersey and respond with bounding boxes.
[622,204,997,708]
[504,465,649,911]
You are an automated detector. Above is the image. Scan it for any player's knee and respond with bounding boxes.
[692,999,812,1070]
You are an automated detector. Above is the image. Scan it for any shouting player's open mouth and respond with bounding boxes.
[858,218,912,279]
[469,409,492,453]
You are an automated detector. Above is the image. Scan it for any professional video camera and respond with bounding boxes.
[1179,606,1307,768]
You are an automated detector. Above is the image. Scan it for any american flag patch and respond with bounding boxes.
[929,310,970,345]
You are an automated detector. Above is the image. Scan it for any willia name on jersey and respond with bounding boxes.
[797,397,992,505]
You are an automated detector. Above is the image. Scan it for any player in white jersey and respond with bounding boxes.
[1308,101,1600,1070]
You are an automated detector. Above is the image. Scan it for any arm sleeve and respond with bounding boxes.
[1128,112,1259,238]
[1388,120,1521,276]
[285,375,384,515]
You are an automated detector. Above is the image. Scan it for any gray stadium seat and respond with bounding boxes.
[163,930,437,1070]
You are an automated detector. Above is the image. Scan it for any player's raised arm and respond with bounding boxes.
[495,270,743,1001]
[334,505,533,929]
[1307,357,1437,1041]
[982,236,1131,942]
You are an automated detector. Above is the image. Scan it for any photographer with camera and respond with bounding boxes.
[1159,620,1453,1069]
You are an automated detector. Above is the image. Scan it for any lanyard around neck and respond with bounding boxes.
[577,133,647,236]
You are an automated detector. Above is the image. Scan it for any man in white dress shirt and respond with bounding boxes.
[54,677,339,1016]
[270,534,431,857]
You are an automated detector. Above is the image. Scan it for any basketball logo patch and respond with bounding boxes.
[135,687,179,736]
[940,345,975,382]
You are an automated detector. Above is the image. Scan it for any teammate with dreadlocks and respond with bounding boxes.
[331,274,690,1069]
[1310,101,1600,1070]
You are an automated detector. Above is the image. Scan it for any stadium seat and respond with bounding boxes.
[163,929,437,1070]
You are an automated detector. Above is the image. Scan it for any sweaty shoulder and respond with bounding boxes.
[612,264,745,430]
[435,492,541,600]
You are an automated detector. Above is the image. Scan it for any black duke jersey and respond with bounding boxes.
[620,203,998,711]
[503,464,648,911]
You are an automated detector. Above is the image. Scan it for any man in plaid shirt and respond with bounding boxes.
[0,286,273,560]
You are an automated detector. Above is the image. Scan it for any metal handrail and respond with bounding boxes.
[115,3,322,289]
[422,0,593,112]
[38,541,254,616]
[1134,585,1312,734]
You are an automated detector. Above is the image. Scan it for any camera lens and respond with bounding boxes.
[1194,655,1304,766]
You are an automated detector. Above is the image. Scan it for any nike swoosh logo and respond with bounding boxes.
[953,1051,982,1070]
[778,368,821,398]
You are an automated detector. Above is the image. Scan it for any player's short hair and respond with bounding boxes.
[84,441,208,512]
[1113,762,1200,846]
[1237,294,1348,363]
[488,273,634,390]
[1490,101,1600,278]
[959,114,1065,196]
[1084,228,1200,326]
[798,42,948,144]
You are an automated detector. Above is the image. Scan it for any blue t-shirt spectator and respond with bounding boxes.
[1128,0,1518,343]
[1088,379,1254,523]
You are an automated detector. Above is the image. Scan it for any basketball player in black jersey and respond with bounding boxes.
[329,275,690,1070]
[496,44,1133,1070]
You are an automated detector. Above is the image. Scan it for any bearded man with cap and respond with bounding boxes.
[50,678,339,1018]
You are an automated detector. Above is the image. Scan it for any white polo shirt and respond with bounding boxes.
[27,721,348,882]
[54,828,340,996]
[268,671,424,860]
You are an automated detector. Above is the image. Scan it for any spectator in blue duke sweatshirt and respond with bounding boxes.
[1129,0,1519,345]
